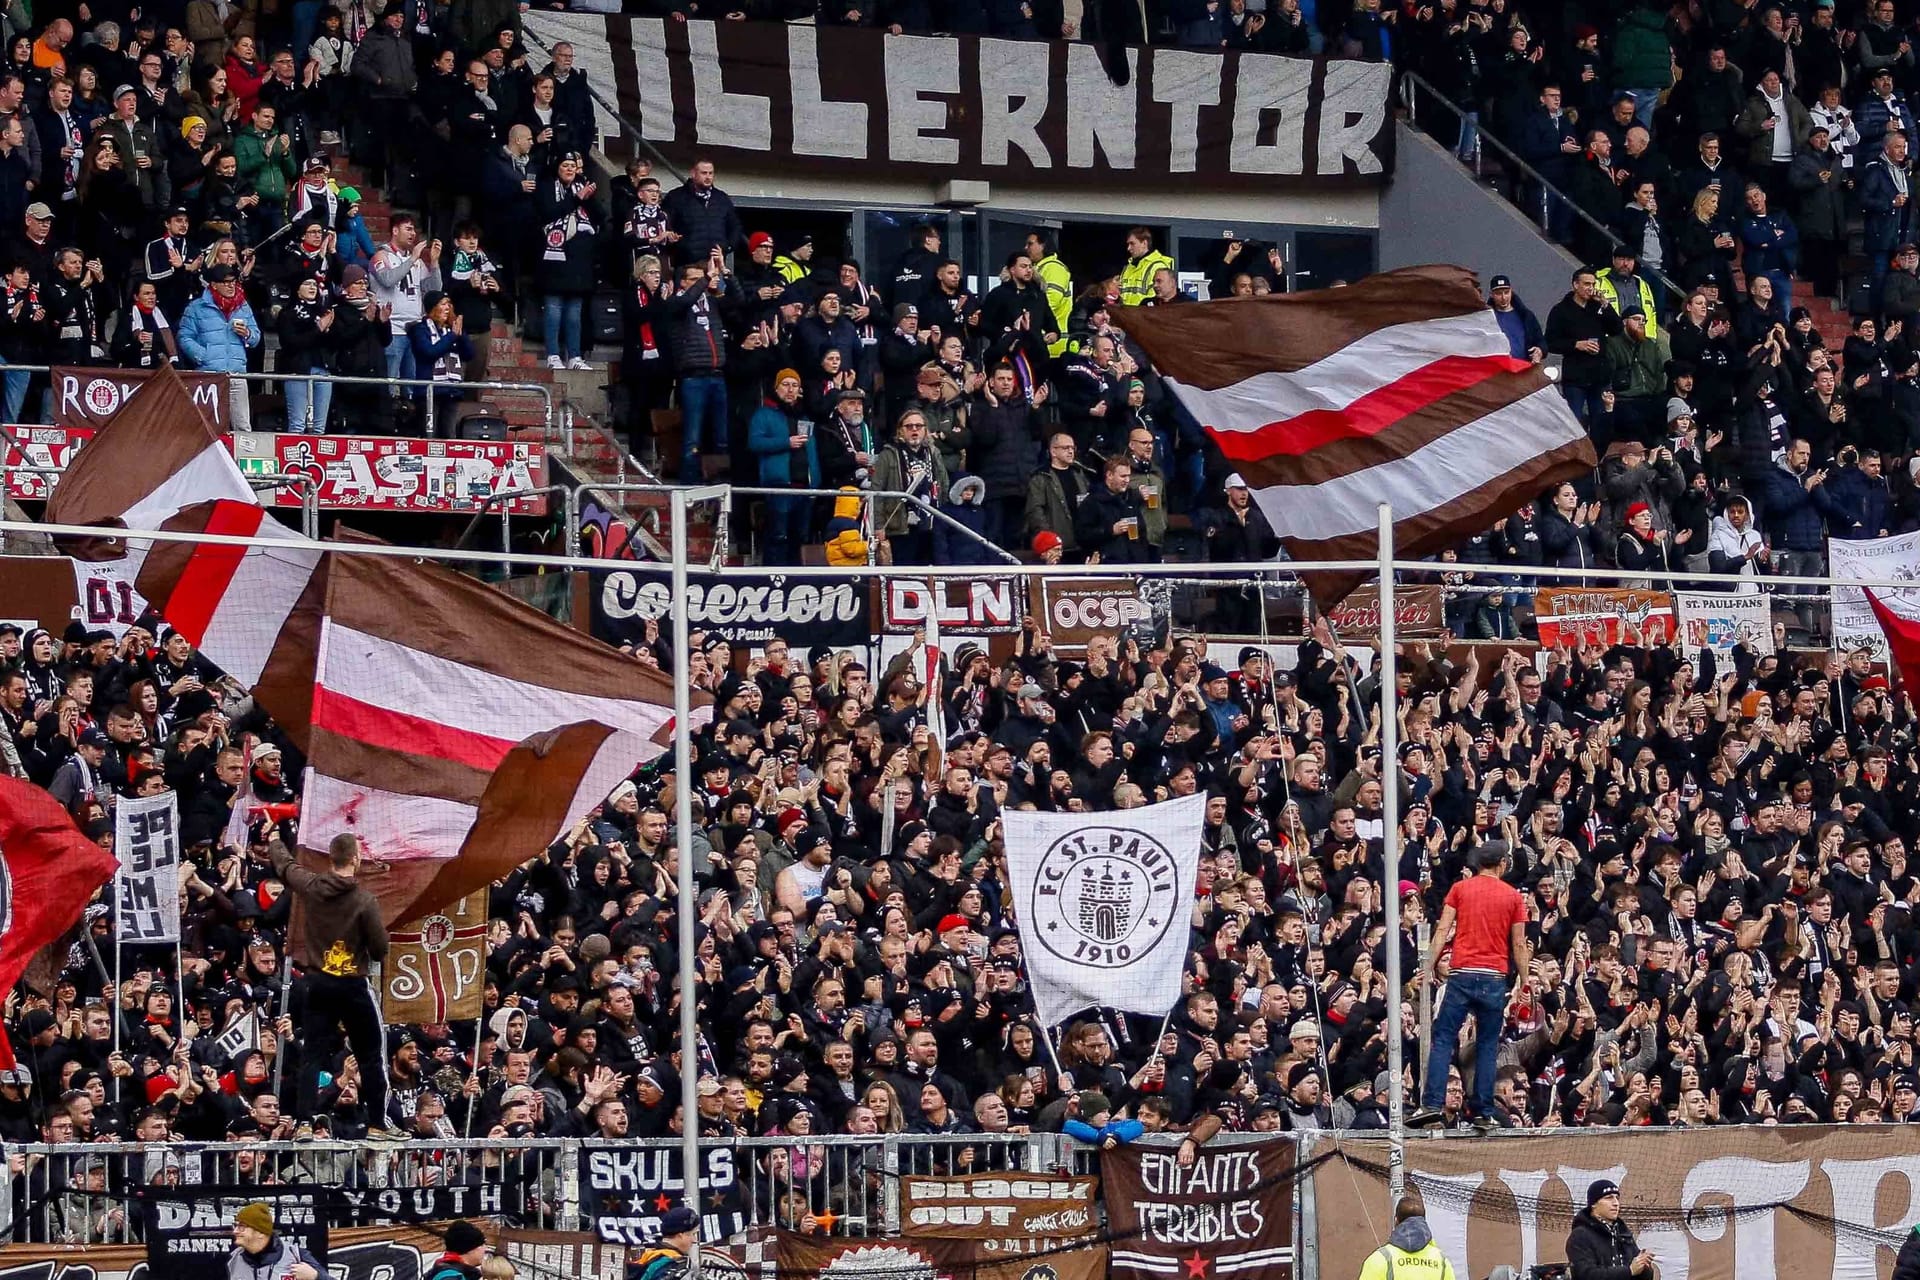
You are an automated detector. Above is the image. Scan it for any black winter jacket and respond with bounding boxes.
[1566,1207,1639,1280]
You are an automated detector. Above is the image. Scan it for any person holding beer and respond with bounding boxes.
[1075,452,1150,564]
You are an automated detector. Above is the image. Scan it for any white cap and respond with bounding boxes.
[1224,473,1249,490]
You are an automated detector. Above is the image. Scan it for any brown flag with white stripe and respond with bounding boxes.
[299,547,701,926]
[1111,265,1596,606]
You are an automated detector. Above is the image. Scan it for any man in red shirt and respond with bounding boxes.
[1410,841,1530,1129]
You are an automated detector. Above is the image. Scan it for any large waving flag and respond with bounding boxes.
[41,368,703,928]
[43,366,260,558]
[1111,265,1596,604]
[299,549,704,925]
[0,779,120,1068]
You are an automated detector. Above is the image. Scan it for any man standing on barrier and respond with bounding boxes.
[1409,841,1529,1130]
[1568,1180,1657,1280]
[270,828,396,1139]
[1358,1193,1457,1280]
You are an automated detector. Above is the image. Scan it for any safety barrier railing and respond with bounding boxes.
[4,1133,1074,1244]
[246,468,321,541]
[1398,70,1689,308]
[0,365,555,439]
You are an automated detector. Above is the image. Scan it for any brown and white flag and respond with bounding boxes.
[1111,265,1596,605]
[42,365,271,635]
[301,550,701,925]
[43,365,258,540]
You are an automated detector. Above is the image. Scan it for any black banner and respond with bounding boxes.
[590,567,871,649]
[579,1144,746,1246]
[532,16,1393,190]
[140,1185,328,1280]
[327,1183,524,1226]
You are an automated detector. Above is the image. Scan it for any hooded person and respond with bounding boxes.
[228,1201,324,1280]
[934,473,991,563]
[1705,494,1770,589]
[636,1206,700,1280]
[822,487,871,566]
[1358,1193,1457,1280]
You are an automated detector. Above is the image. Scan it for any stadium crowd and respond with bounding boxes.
[9,0,1920,1253]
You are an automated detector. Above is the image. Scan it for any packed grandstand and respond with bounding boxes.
[1,3,1919,1280]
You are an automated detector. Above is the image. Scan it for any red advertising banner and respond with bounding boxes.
[2,424,93,500]
[239,434,548,514]
[4,428,547,515]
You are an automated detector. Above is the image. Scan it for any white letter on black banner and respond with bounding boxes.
[788,26,868,158]
[885,36,961,165]
[1149,50,1222,174]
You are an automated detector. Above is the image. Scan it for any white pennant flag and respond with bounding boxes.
[1003,793,1206,1029]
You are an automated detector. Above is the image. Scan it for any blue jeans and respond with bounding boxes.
[678,374,727,482]
[544,294,583,362]
[1622,89,1660,130]
[764,493,811,565]
[291,0,323,79]
[0,361,29,423]
[1423,969,1508,1117]
[384,332,414,398]
[284,374,333,433]
[1455,110,1480,162]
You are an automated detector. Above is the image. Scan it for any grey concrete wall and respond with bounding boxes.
[1379,120,1579,315]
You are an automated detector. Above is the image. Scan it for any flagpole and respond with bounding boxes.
[269,939,294,1099]
[672,483,726,1280]
[1378,501,1405,1209]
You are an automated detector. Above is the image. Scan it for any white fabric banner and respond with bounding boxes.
[1675,592,1776,655]
[114,791,180,943]
[1003,792,1206,1028]
[209,1009,260,1063]
[1828,533,1920,660]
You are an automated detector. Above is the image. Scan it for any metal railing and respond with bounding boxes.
[1399,70,1689,307]
[0,365,555,438]
[728,485,1023,567]
[246,468,321,540]
[5,1132,1078,1245]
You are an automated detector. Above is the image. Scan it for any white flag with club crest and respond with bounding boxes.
[1003,793,1206,1028]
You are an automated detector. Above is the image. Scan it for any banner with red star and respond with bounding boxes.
[1102,1136,1296,1280]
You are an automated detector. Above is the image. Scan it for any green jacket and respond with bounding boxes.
[1127,459,1169,546]
[1025,465,1085,550]
[234,127,294,202]
[871,441,951,537]
[1612,8,1674,91]
[1605,330,1671,399]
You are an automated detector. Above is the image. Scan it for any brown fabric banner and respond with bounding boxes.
[539,16,1392,190]
[1034,577,1154,653]
[777,1230,1109,1280]
[383,893,487,1023]
[52,366,228,431]
[899,1173,1100,1239]
[1322,585,1445,639]
[1102,1136,1296,1280]
[1311,1128,1920,1280]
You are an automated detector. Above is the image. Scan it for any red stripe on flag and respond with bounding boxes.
[1202,353,1532,461]
[1866,590,1920,695]
[311,685,520,771]
[164,500,267,645]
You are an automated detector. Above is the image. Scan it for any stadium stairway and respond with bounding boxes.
[323,157,719,563]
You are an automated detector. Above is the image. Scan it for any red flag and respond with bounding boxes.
[0,779,120,1069]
